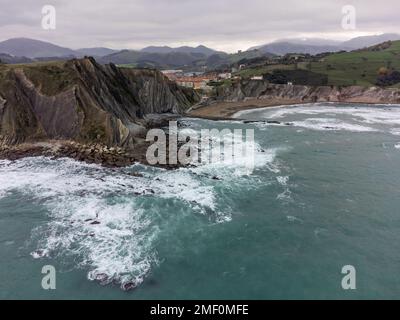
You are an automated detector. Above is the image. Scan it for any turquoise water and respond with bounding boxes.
[1,103,400,299]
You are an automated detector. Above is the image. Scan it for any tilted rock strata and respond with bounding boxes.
[213,80,400,104]
[0,58,199,149]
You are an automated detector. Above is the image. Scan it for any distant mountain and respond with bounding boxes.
[141,45,219,56]
[254,42,344,56]
[342,33,400,49]
[100,47,275,71]
[0,53,33,64]
[248,38,342,51]
[0,38,77,58]
[99,50,208,68]
[281,38,343,46]
[0,38,119,60]
[76,47,118,57]
[251,33,400,56]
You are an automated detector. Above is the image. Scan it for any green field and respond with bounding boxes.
[236,41,400,87]
[303,41,400,86]
[237,64,296,78]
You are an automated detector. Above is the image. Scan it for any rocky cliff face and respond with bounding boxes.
[213,79,400,104]
[0,57,199,147]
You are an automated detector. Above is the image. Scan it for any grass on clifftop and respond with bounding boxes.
[236,41,400,87]
[303,41,400,86]
[0,61,78,96]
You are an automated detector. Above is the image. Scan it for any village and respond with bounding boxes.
[161,69,235,91]
[160,52,322,91]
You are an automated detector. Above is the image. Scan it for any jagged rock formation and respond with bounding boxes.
[213,80,400,104]
[0,57,199,148]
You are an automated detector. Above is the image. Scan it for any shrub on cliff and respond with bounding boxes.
[376,70,400,86]
[263,69,328,86]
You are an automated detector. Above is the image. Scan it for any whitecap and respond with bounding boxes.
[0,130,283,289]
[289,118,378,132]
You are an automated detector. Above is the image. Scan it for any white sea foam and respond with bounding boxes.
[260,104,400,124]
[0,127,282,289]
[238,104,400,133]
[290,118,378,132]
[286,216,303,223]
[390,128,400,136]
[277,176,289,186]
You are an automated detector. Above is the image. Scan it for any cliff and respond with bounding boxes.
[213,80,400,105]
[0,57,199,148]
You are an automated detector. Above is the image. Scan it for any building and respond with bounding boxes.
[218,72,232,80]
[161,70,183,81]
[176,74,217,90]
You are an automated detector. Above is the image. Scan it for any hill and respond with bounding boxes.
[235,40,400,87]
[101,48,275,71]
[342,33,400,49]
[98,50,208,69]
[251,33,400,56]
[255,41,344,56]
[0,58,198,148]
[0,38,77,58]
[141,45,218,56]
[0,53,33,64]
[301,40,400,86]
[76,47,119,57]
[0,38,118,60]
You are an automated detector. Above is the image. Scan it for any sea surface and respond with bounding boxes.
[1,103,400,299]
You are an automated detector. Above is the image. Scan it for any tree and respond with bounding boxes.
[378,67,389,76]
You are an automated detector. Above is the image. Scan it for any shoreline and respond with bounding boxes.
[188,98,304,120]
[0,140,182,170]
[188,98,400,120]
[3,100,400,167]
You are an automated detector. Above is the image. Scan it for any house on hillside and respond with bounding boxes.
[218,72,232,80]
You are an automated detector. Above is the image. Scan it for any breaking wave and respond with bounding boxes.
[0,124,281,290]
[236,103,400,134]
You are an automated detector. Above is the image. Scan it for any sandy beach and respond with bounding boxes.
[188,98,304,120]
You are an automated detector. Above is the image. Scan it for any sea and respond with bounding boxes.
[1,103,400,299]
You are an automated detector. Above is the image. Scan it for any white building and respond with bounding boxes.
[218,72,232,80]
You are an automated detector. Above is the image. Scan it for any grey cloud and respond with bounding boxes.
[0,0,400,52]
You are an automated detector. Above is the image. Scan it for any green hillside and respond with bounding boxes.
[236,41,400,87]
[303,40,400,86]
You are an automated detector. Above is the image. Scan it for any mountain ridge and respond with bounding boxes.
[250,33,400,55]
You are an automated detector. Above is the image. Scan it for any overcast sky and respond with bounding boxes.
[1,0,400,52]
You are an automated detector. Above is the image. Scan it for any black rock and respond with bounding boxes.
[121,281,137,291]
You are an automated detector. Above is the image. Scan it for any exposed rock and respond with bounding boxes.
[212,80,400,105]
[0,58,200,166]
[126,171,144,178]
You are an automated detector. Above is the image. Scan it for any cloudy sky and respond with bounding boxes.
[1,0,400,52]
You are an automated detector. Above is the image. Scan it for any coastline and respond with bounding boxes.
[188,83,400,120]
[3,96,400,168]
[0,139,182,170]
[187,98,304,120]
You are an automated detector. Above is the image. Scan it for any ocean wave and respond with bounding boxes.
[390,128,400,136]
[259,104,400,126]
[289,118,378,132]
[239,104,400,133]
[0,128,282,290]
